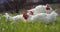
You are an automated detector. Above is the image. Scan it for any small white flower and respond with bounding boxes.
[0,17,1,19]
[0,23,3,25]
[2,28,5,31]
[45,25,48,28]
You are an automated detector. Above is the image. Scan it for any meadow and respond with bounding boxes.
[0,4,60,32]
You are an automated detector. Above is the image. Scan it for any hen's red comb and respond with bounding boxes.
[23,12,28,20]
[29,11,34,15]
[46,4,50,7]
[46,4,50,10]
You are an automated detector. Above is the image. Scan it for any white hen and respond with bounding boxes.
[23,11,58,24]
[27,4,53,15]
[4,13,24,22]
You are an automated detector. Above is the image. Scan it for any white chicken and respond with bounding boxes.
[27,4,53,15]
[4,13,24,22]
[23,11,58,24]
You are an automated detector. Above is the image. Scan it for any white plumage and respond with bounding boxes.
[4,13,11,20]
[27,4,53,15]
[25,11,58,24]
[4,13,24,22]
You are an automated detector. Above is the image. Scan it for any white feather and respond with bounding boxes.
[27,5,53,15]
[4,13,24,22]
[26,11,58,24]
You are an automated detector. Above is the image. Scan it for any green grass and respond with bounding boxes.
[0,14,60,32]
